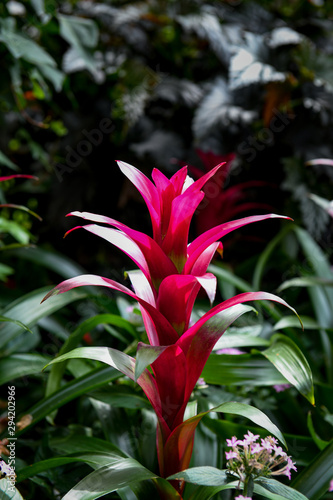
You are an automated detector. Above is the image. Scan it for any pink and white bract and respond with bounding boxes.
[42,161,300,494]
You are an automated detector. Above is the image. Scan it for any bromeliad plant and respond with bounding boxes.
[42,161,301,497]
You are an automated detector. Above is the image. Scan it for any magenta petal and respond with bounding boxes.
[170,166,188,195]
[68,211,178,288]
[135,342,168,381]
[161,411,204,478]
[185,214,290,273]
[117,161,161,242]
[162,190,205,271]
[184,162,225,194]
[81,224,152,282]
[189,241,223,276]
[178,291,301,401]
[128,270,179,346]
[42,274,179,347]
[156,274,216,335]
[0,174,38,182]
[152,169,176,238]
[151,344,187,431]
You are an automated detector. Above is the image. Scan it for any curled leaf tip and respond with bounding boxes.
[40,288,59,304]
[63,226,81,238]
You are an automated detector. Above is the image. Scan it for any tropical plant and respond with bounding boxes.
[36,160,309,499]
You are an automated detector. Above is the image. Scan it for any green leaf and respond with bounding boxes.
[0,22,56,66]
[294,226,333,319]
[254,483,296,500]
[278,276,333,293]
[208,264,252,293]
[0,287,88,351]
[291,440,333,499]
[58,15,98,48]
[212,401,286,446]
[11,366,121,437]
[273,315,320,331]
[0,353,50,385]
[166,400,287,471]
[255,477,309,500]
[135,343,167,381]
[253,224,293,291]
[0,479,24,500]
[57,14,99,75]
[0,315,32,334]
[46,314,136,397]
[37,64,65,92]
[168,467,230,486]
[62,458,157,500]
[202,353,288,386]
[17,451,128,482]
[0,204,42,221]
[49,433,128,458]
[8,246,88,279]
[43,346,136,380]
[0,264,14,280]
[0,217,31,244]
[213,325,270,349]
[88,386,150,410]
[188,484,238,500]
[307,412,330,451]
[261,334,314,405]
[0,150,19,171]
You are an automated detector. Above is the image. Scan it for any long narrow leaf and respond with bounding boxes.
[255,477,310,500]
[0,287,87,349]
[252,224,293,291]
[261,334,315,405]
[5,366,121,438]
[62,458,158,500]
[0,353,50,385]
[46,314,137,397]
[202,353,288,386]
[290,440,333,499]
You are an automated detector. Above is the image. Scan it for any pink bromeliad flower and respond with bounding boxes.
[42,161,300,495]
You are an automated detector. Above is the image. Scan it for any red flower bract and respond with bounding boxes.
[42,161,300,495]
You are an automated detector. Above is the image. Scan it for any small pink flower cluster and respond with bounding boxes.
[225,431,297,482]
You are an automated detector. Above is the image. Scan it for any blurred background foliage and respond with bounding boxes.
[1,0,333,268]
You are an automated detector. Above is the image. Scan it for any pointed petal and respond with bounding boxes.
[196,274,217,305]
[152,169,176,238]
[42,274,179,348]
[156,274,216,335]
[117,161,161,242]
[135,342,168,381]
[128,270,179,346]
[67,212,178,288]
[161,165,227,271]
[152,168,173,193]
[184,162,225,194]
[0,175,38,182]
[78,224,152,283]
[178,291,301,402]
[189,241,223,276]
[162,190,205,271]
[185,214,291,273]
[170,166,188,195]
